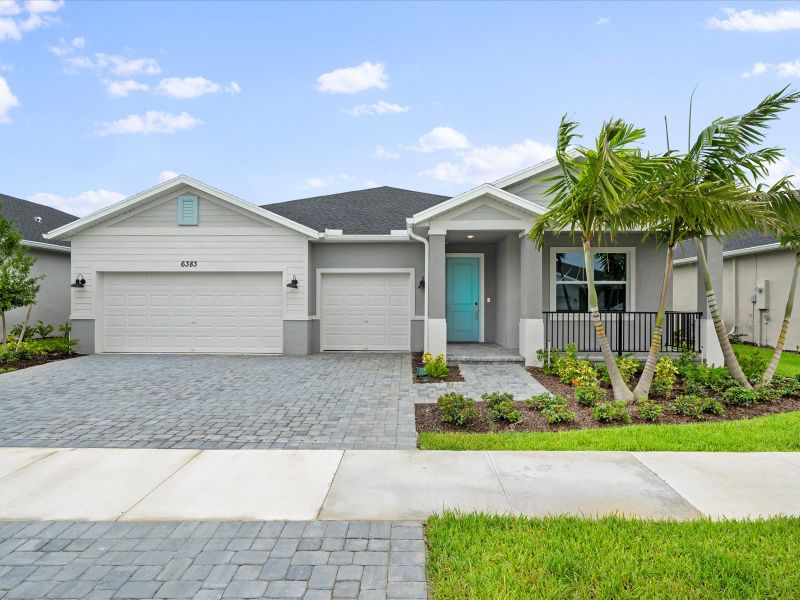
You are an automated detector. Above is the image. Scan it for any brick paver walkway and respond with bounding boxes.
[0,353,545,450]
[0,520,426,600]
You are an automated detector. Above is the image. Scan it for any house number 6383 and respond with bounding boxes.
[180,260,198,267]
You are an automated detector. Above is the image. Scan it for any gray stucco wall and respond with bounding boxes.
[71,318,95,354]
[445,243,497,344]
[541,232,670,312]
[308,242,425,317]
[6,248,71,330]
[283,320,311,355]
[496,234,521,348]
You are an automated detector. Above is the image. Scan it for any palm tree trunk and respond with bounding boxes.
[634,245,674,399]
[15,305,32,349]
[584,238,634,402]
[762,251,800,383]
[695,239,752,389]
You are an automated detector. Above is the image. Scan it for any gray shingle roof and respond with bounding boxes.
[674,231,780,260]
[0,193,78,249]
[263,186,450,235]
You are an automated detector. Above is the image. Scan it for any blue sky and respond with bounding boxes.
[1,0,799,216]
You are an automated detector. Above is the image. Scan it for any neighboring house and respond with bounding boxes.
[45,165,720,364]
[673,232,800,352]
[1,194,76,331]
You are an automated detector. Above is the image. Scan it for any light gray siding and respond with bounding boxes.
[7,248,71,330]
[496,234,521,348]
[502,165,561,208]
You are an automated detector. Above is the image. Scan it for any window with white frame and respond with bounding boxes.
[554,250,629,312]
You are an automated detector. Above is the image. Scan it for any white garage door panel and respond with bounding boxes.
[321,272,411,351]
[103,272,283,353]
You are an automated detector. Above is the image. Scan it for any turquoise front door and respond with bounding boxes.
[446,257,480,342]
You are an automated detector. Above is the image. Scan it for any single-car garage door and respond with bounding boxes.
[102,272,283,353]
[320,272,411,351]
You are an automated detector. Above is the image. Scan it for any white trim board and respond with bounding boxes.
[445,253,485,343]
[21,240,71,253]
[673,242,786,266]
[409,184,546,225]
[548,247,637,312]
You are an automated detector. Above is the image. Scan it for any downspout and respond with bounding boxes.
[407,220,428,352]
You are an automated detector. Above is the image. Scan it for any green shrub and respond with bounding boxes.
[754,385,781,403]
[525,392,565,411]
[58,322,72,339]
[424,354,449,379]
[636,399,664,422]
[773,375,800,398]
[482,392,514,408]
[734,347,768,383]
[650,357,678,398]
[541,404,576,425]
[32,321,54,340]
[536,348,561,376]
[675,345,699,378]
[706,367,735,393]
[0,366,17,374]
[616,356,641,385]
[671,394,724,420]
[593,400,632,424]
[9,323,33,341]
[721,386,759,407]
[574,383,605,406]
[485,396,522,424]
[437,393,478,426]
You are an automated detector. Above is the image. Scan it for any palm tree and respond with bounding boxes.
[762,182,800,383]
[684,87,800,387]
[631,160,769,398]
[530,116,655,402]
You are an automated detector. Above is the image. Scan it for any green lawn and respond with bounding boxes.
[733,343,800,377]
[418,410,800,451]
[426,513,800,600]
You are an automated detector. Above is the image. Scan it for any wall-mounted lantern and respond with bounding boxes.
[70,274,86,288]
[418,276,425,290]
[286,275,299,289]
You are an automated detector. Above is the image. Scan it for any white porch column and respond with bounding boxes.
[427,233,447,358]
[519,236,545,366]
[697,236,725,366]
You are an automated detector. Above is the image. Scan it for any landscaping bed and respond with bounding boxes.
[0,337,79,374]
[412,352,464,383]
[426,512,800,599]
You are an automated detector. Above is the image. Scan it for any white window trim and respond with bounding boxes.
[549,247,636,312]
[445,253,485,342]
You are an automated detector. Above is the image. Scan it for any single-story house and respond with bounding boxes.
[1,193,76,330]
[44,163,724,365]
[674,232,799,352]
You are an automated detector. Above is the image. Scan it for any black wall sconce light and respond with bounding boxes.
[417,276,425,290]
[286,275,299,289]
[70,274,86,288]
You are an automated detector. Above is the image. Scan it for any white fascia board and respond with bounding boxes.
[45,175,321,240]
[409,184,546,225]
[318,234,411,242]
[21,240,71,253]
[673,242,785,266]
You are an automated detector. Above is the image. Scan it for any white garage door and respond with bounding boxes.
[321,272,411,351]
[103,272,283,353]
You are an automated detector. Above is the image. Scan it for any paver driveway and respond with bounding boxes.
[0,353,545,450]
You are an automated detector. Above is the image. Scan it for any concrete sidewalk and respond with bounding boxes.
[0,447,799,521]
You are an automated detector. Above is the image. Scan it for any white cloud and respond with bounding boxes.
[0,0,61,41]
[420,138,555,185]
[295,174,355,190]
[345,100,409,116]
[316,61,388,94]
[29,189,125,217]
[707,7,800,32]
[372,145,399,159]
[595,17,610,26]
[0,75,20,122]
[93,111,203,137]
[48,36,85,57]
[159,170,179,183]
[154,76,240,99]
[103,79,148,98]
[762,156,800,186]
[742,59,800,78]
[407,126,470,153]
[64,52,161,76]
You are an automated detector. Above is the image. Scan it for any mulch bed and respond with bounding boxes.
[415,367,800,434]
[411,352,465,383]
[0,353,80,374]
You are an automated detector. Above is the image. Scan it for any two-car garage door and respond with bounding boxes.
[102,272,283,353]
[320,272,411,351]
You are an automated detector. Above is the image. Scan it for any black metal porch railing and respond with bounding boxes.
[543,311,703,356]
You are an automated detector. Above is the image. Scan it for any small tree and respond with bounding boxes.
[0,211,42,351]
[530,117,655,402]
